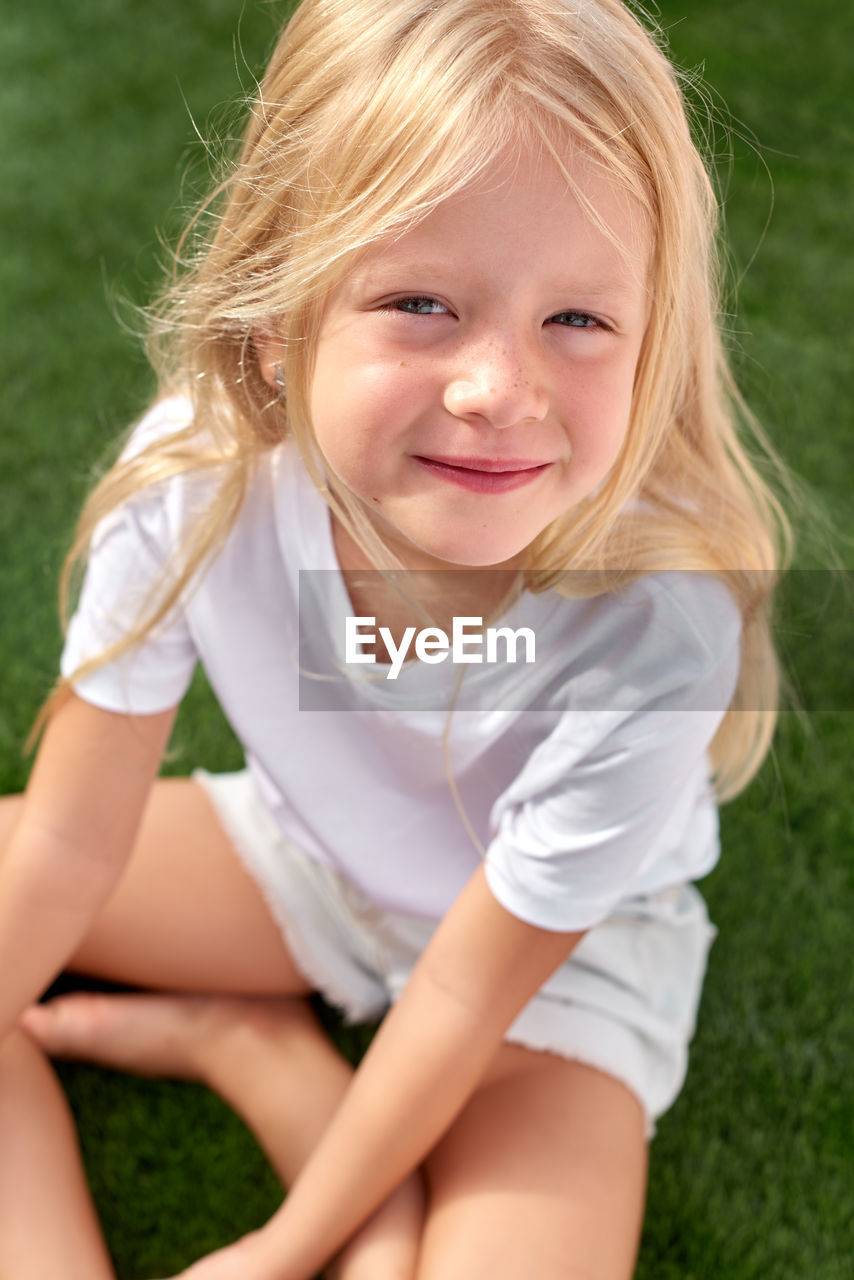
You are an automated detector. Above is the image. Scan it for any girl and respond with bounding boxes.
[0,0,790,1277]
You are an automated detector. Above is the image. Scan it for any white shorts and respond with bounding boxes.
[195,767,718,1140]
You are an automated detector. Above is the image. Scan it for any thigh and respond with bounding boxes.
[1,779,313,996]
[417,1045,648,1280]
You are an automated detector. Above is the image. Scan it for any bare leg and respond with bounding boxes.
[0,781,314,997]
[0,1028,115,1279]
[417,1047,648,1280]
[2,778,422,1277]
[18,993,648,1280]
[23,992,424,1280]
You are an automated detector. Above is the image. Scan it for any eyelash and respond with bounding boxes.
[550,311,605,330]
[385,296,448,316]
[383,296,608,330]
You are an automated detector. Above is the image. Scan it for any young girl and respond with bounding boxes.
[0,1,790,1277]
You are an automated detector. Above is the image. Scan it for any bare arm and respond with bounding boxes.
[248,865,586,1280]
[0,692,175,1041]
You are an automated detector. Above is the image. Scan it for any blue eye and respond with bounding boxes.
[391,296,448,315]
[551,311,602,329]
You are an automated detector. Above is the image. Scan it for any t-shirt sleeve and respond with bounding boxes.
[483,574,742,933]
[60,486,198,715]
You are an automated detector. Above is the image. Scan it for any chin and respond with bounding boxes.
[421,540,530,571]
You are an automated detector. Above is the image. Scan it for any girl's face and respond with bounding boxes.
[301,142,650,570]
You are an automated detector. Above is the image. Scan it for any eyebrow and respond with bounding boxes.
[559,279,649,302]
[351,261,645,298]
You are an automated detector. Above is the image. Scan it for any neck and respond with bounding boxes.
[331,518,526,653]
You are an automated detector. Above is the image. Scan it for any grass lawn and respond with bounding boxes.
[1,0,852,1275]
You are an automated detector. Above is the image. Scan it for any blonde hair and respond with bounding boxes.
[49,0,793,799]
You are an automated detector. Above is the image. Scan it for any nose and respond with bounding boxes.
[443,337,549,429]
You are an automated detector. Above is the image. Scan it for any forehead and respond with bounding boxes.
[347,140,652,297]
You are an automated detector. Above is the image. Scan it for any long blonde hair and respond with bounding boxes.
[50,0,792,799]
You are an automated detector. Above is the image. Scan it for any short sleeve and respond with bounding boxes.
[483,574,742,933]
[60,487,198,715]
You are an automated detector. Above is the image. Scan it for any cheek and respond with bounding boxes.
[562,371,635,471]
[312,349,424,446]
[354,364,418,421]
[308,361,415,492]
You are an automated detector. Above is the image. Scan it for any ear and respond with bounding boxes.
[253,330,287,388]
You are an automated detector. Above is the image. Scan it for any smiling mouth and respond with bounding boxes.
[412,455,551,493]
[415,455,549,473]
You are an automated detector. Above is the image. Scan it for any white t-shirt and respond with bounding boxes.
[61,398,742,933]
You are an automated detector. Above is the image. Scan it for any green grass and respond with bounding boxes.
[1,0,852,1275]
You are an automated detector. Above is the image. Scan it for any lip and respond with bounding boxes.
[413,454,552,494]
[417,455,549,473]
